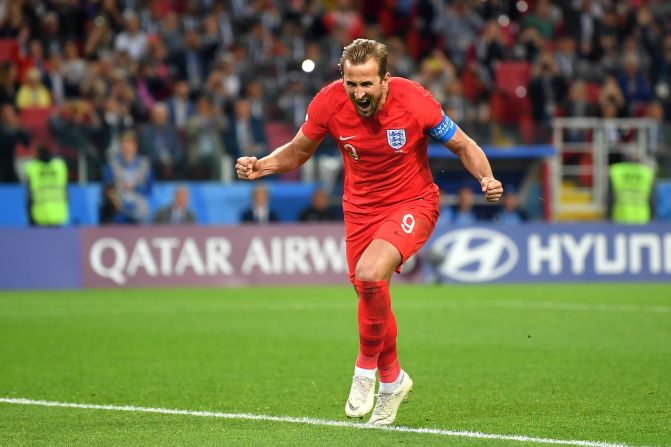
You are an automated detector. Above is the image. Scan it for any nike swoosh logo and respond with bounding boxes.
[339,135,356,141]
[347,400,359,411]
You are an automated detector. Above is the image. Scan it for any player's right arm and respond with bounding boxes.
[236,129,322,181]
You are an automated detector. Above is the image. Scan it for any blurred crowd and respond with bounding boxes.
[1,0,671,187]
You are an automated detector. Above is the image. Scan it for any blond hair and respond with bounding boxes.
[339,39,388,79]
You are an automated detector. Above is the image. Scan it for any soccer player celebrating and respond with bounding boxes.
[236,39,503,425]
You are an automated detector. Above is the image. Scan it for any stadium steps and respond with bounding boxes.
[555,182,604,221]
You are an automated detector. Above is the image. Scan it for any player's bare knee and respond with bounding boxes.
[354,263,386,282]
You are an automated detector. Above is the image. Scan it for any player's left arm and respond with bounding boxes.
[444,127,503,202]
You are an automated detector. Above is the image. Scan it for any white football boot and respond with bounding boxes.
[368,371,413,425]
[345,375,376,418]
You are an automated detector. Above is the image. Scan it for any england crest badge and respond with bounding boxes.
[387,129,406,150]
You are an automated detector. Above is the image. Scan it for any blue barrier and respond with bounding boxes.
[428,144,556,159]
[1,178,669,227]
[0,185,28,226]
[0,181,320,227]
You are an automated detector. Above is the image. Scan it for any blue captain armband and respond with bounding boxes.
[427,114,457,143]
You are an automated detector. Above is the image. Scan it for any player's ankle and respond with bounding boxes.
[379,369,405,393]
[354,366,377,379]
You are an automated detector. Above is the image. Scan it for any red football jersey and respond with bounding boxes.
[301,77,453,219]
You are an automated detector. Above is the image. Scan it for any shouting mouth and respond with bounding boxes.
[355,97,373,115]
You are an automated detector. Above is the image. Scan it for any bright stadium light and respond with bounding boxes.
[498,14,510,27]
[516,1,528,13]
[302,59,315,73]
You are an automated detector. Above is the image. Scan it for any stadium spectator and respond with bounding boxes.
[102,130,152,224]
[0,1,24,38]
[0,103,30,183]
[386,36,415,80]
[561,79,599,142]
[618,53,654,111]
[521,0,556,40]
[200,55,238,113]
[56,0,88,43]
[529,52,567,137]
[140,102,184,180]
[475,20,506,80]
[153,186,196,225]
[608,158,655,224]
[211,4,235,49]
[225,98,268,159]
[44,53,66,105]
[98,182,124,225]
[98,97,135,160]
[648,101,670,161]
[15,67,51,109]
[24,145,69,226]
[0,61,19,105]
[322,0,364,41]
[599,76,626,114]
[244,79,266,120]
[38,12,62,57]
[134,61,169,112]
[554,36,578,82]
[17,39,47,83]
[49,99,104,181]
[298,189,338,223]
[84,15,116,59]
[601,98,624,163]
[166,80,195,132]
[452,186,479,226]
[114,11,148,62]
[563,0,602,61]
[494,190,528,224]
[61,40,86,98]
[438,0,483,70]
[241,184,278,224]
[158,11,182,55]
[279,74,310,129]
[185,95,228,180]
[412,49,456,106]
[169,29,208,93]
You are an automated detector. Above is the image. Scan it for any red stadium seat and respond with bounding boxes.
[495,61,531,96]
[586,83,601,104]
[0,39,18,63]
[491,62,532,125]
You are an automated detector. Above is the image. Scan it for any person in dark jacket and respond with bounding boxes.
[241,184,278,224]
[0,103,30,183]
[153,186,196,225]
[299,189,338,222]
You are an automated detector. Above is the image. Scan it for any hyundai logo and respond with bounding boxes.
[430,228,518,282]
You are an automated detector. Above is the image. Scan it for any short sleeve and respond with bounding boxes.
[300,89,329,141]
[404,80,457,144]
[427,113,457,144]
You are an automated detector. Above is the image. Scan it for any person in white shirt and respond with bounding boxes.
[115,11,148,61]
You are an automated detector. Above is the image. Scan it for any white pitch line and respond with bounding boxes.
[0,397,635,447]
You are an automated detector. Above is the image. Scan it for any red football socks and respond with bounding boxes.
[377,310,400,383]
[354,279,401,383]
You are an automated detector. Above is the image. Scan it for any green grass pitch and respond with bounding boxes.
[0,284,669,446]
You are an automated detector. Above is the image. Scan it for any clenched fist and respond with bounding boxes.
[480,176,503,202]
[236,156,260,181]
